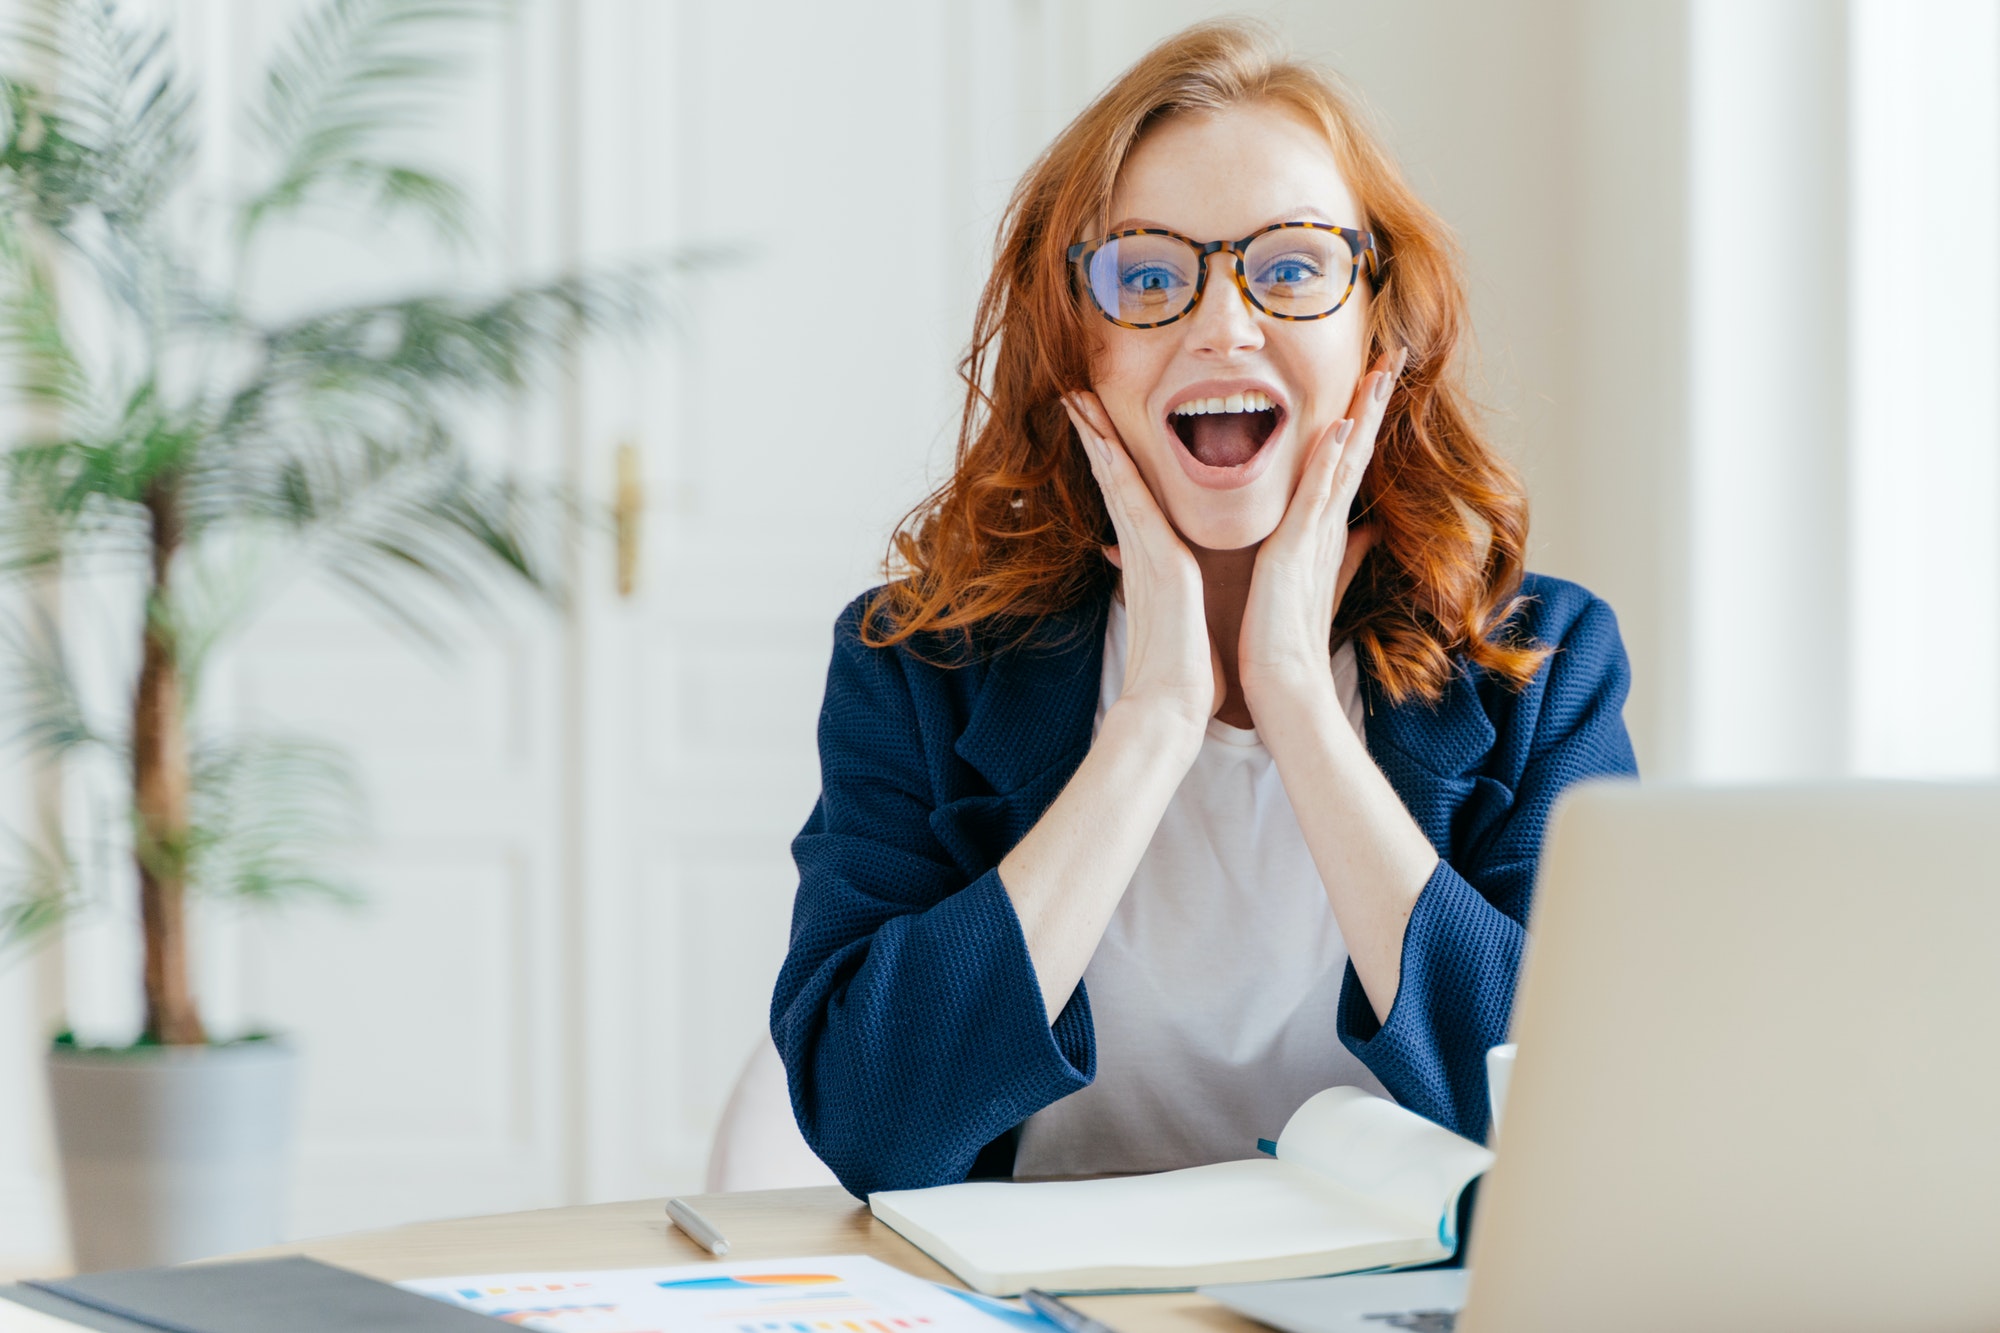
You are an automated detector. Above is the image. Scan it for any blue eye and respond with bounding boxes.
[1120,262,1188,294]
[1258,257,1325,288]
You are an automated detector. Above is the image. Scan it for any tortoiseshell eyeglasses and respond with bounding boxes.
[1066,221,1380,330]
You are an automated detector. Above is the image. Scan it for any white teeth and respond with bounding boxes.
[1171,390,1278,416]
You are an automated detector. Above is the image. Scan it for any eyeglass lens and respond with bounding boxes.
[1081,228,1358,324]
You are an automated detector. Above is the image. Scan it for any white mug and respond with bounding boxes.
[1485,1043,1517,1141]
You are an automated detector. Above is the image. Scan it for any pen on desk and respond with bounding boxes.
[665,1197,731,1257]
[1022,1288,1120,1333]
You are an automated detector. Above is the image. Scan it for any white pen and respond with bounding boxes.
[665,1197,731,1257]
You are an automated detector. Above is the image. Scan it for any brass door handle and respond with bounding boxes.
[613,440,643,598]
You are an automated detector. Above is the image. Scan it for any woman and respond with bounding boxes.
[771,20,1635,1198]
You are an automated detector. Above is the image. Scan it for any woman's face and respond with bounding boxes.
[1086,101,1371,552]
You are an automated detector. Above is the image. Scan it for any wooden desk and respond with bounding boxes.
[240,1186,1261,1333]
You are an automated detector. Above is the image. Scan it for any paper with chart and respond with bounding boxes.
[400,1254,1041,1333]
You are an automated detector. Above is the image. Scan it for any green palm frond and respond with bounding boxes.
[160,534,290,702]
[0,439,156,572]
[0,216,91,414]
[1,379,202,574]
[0,602,100,759]
[285,438,565,639]
[0,0,203,410]
[243,0,503,243]
[180,259,659,634]
[2,0,192,299]
[173,403,564,645]
[1,5,186,225]
[188,735,363,906]
[330,467,569,627]
[259,264,659,404]
[0,76,99,229]
[0,139,130,492]
[0,817,75,963]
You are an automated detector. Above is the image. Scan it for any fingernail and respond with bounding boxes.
[1333,418,1355,445]
[1373,371,1393,404]
[1395,345,1410,376]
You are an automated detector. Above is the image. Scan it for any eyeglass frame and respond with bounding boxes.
[1065,221,1381,330]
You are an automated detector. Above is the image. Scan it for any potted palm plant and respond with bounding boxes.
[0,0,659,1269]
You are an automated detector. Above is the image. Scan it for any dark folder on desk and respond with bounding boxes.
[1,1257,500,1331]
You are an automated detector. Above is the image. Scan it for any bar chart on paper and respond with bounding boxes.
[400,1255,1045,1333]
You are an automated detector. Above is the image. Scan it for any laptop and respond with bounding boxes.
[1205,781,2000,1333]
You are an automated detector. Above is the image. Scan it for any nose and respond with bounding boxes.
[1182,250,1264,356]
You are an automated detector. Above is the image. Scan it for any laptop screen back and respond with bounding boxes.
[1464,782,2000,1333]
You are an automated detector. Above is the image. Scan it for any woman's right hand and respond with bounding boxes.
[1063,392,1222,739]
[995,395,1219,1022]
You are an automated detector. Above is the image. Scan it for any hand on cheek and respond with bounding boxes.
[1063,391,1225,727]
[1238,346,1405,704]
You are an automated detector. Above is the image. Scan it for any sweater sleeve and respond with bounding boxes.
[1336,593,1638,1140]
[770,607,1094,1197]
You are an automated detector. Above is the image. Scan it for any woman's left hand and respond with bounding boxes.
[1239,346,1404,713]
[1237,345,1438,1027]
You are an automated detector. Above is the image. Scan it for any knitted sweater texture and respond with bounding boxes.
[771,573,1637,1197]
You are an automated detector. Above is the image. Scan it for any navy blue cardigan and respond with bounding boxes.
[772,572,1636,1198]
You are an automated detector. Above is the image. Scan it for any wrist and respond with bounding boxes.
[1241,656,1340,724]
[1101,694,1207,765]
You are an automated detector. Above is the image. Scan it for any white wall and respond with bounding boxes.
[4,0,1997,1273]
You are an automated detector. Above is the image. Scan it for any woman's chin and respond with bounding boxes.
[1164,497,1286,553]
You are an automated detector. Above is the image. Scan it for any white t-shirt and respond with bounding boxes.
[1012,596,1389,1177]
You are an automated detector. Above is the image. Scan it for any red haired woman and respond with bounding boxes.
[772,21,1634,1196]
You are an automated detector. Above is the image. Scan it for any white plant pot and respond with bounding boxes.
[46,1037,298,1271]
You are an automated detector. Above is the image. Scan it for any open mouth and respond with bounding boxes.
[1169,391,1283,469]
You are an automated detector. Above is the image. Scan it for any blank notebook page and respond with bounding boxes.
[879,1158,1420,1275]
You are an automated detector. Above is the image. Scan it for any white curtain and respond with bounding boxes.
[1574,0,1998,781]
[1845,0,2000,778]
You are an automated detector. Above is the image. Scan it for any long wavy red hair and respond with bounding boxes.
[864,20,1547,702]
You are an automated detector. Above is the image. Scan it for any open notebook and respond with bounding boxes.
[869,1087,1494,1295]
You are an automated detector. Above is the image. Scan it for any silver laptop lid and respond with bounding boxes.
[1465,782,2000,1333]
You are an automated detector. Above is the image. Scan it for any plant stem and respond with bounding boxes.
[133,476,204,1046]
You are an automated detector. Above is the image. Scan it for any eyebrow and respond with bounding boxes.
[1103,204,1347,233]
